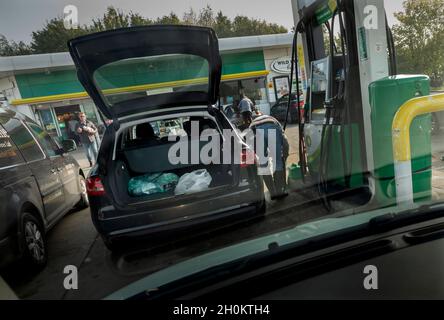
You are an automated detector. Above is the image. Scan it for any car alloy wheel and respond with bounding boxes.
[21,213,47,268]
[25,221,45,262]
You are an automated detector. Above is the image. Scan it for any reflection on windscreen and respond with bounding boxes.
[93,54,210,106]
[3,0,444,301]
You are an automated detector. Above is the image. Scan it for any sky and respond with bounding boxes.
[0,0,405,43]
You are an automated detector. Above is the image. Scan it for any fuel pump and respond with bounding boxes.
[288,0,433,211]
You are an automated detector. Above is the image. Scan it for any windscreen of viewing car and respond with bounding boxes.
[1,0,444,305]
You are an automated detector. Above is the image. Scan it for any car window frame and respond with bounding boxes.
[0,122,27,170]
[24,121,60,159]
[6,118,47,164]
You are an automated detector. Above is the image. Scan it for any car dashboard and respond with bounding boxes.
[151,216,444,300]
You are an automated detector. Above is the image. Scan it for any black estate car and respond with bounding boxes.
[68,25,265,251]
[270,93,304,124]
[0,107,89,270]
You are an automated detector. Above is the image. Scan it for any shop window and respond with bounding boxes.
[219,77,268,110]
[219,81,239,106]
[82,101,100,125]
[38,108,59,138]
[240,78,268,106]
[53,104,82,141]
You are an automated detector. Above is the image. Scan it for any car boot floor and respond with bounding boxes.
[3,190,329,300]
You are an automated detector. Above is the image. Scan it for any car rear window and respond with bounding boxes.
[93,54,210,107]
[123,115,220,149]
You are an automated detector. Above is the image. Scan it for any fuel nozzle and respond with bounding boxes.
[324,99,335,110]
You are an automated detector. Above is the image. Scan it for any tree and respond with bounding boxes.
[90,7,130,31]
[30,18,89,54]
[213,11,233,38]
[183,8,198,25]
[29,7,154,54]
[129,13,153,27]
[232,16,287,37]
[91,7,154,31]
[393,0,444,87]
[0,5,288,56]
[155,12,181,25]
[198,5,215,28]
[0,35,32,56]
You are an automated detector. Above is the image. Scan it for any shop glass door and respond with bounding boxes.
[38,109,59,139]
[54,105,81,141]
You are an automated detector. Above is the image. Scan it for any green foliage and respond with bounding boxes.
[155,12,181,25]
[0,5,288,56]
[0,35,32,56]
[322,25,344,56]
[393,0,444,87]
[213,11,233,38]
[232,16,287,37]
[30,18,89,54]
[90,7,130,31]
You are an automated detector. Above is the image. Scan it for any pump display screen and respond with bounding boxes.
[309,57,330,119]
[311,58,329,93]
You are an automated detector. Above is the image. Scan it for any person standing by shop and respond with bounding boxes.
[76,112,98,167]
[238,93,254,115]
[238,93,255,131]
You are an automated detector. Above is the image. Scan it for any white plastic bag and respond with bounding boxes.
[174,169,212,195]
[257,156,274,176]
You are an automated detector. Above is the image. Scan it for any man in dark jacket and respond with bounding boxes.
[75,112,98,167]
[242,111,289,200]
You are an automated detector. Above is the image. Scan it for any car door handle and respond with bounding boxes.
[50,168,57,174]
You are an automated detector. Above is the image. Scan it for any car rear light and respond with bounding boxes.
[240,148,256,168]
[86,176,106,196]
[290,102,305,121]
